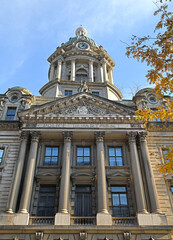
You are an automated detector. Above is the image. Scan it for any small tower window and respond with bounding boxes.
[65,90,72,96]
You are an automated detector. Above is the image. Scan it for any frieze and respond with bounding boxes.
[55,100,117,116]
[23,123,143,129]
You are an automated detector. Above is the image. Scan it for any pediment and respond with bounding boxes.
[107,169,130,179]
[19,92,135,121]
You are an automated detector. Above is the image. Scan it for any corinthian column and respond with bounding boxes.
[89,60,94,82]
[109,68,113,84]
[55,132,72,225]
[71,59,75,81]
[96,132,112,225]
[127,131,148,214]
[49,64,55,81]
[102,60,108,82]
[56,60,62,80]
[138,132,161,213]
[19,132,40,213]
[6,132,29,213]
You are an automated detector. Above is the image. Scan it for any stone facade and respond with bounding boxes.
[0,27,173,240]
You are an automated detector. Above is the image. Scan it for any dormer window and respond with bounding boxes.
[6,107,16,120]
[76,69,88,82]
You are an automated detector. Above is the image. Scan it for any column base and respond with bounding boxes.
[137,213,167,226]
[0,213,29,225]
[96,212,112,226]
[54,213,70,225]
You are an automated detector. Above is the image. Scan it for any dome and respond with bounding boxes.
[5,86,32,95]
[75,26,87,37]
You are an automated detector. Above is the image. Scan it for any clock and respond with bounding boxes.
[77,42,89,50]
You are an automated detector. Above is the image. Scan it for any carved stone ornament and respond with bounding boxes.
[79,232,87,240]
[124,233,131,240]
[31,131,40,142]
[63,131,72,142]
[127,131,137,143]
[36,232,44,240]
[138,131,147,142]
[55,100,115,116]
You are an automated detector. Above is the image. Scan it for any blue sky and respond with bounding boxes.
[0,0,171,99]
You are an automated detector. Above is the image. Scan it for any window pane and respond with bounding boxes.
[0,149,3,158]
[116,157,123,166]
[45,147,52,156]
[116,147,122,156]
[109,157,115,166]
[109,148,115,156]
[120,194,128,205]
[111,186,126,192]
[84,157,90,163]
[77,157,83,163]
[112,194,119,206]
[44,157,51,165]
[77,148,83,156]
[52,147,58,156]
[51,157,58,165]
[84,148,90,156]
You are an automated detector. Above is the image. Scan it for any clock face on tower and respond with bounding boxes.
[77,42,89,50]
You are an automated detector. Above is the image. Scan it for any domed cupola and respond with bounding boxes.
[39,27,122,100]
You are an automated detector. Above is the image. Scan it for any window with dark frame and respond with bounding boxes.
[108,147,123,166]
[0,149,4,164]
[170,186,173,194]
[65,90,72,96]
[44,146,59,166]
[5,107,16,120]
[92,91,99,96]
[75,185,92,216]
[37,185,56,216]
[111,186,129,217]
[77,147,91,165]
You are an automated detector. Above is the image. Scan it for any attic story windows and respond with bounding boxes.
[76,69,88,82]
[108,147,123,166]
[44,146,59,166]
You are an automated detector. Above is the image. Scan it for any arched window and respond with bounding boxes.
[76,69,88,81]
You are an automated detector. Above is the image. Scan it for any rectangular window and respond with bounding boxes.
[111,186,129,217]
[92,91,99,96]
[65,90,72,96]
[109,147,123,166]
[37,185,56,216]
[6,107,16,120]
[75,185,92,216]
[44,146,59,165]
[0,149,4,164]
[171,186,173,194]
[77,147,90,165]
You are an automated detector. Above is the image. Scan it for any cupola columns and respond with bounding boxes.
[50,64,55,81]
[56,60,62,80]
[71,59,76,81]
[102,60,108,82]
[109,68,113,84]
[89,60,94,82]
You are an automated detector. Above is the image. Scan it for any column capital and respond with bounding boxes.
[30,131,40,142]
[127,131,137,143]
[95,132,105,142]
[63,131,72,142]
[138,131,147,142]
[20,131,29,141]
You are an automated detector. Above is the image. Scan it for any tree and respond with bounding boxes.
[125,0,173,174]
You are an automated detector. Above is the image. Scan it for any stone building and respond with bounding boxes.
[0,26,173,240]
